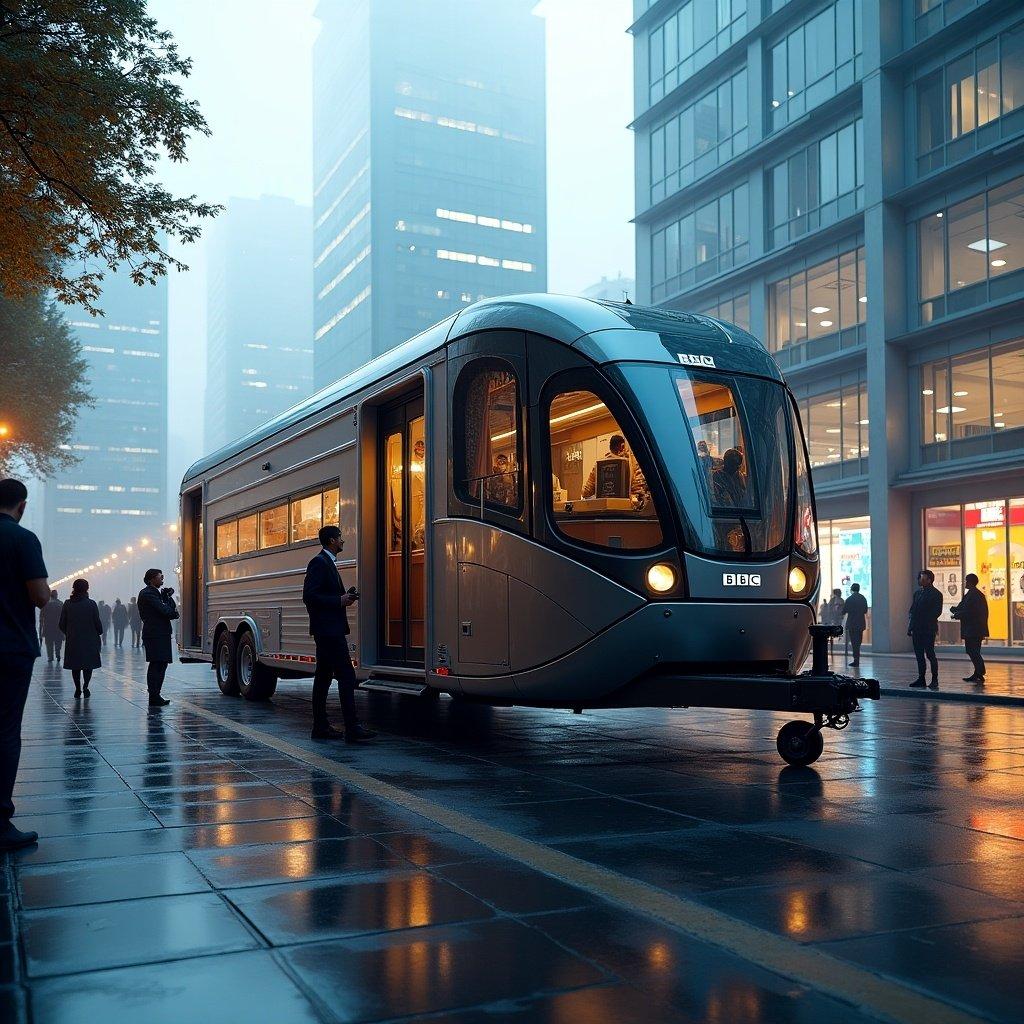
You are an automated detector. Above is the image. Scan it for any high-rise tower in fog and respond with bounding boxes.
[43,268,168,582]
[204,196,314,452]
[312,0,547,388]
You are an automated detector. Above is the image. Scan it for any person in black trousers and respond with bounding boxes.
[908,569,943,689]
[128,596,142,648]
[302,525,375,743]
[843,583,869,668]
[952,573,988,685]
[38,589,63,664]
[0,478,49,850]
[59,579,103,697]
[111,598,129,648]
[138,568,178,707]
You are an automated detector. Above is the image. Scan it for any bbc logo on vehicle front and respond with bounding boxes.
[677,353,716,368]
[723,573,761,587]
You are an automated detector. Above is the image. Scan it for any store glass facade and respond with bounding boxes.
[924,498,1024,646]
[819,516,873,642]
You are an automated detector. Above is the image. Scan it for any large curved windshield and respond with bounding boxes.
[619,364,795,558]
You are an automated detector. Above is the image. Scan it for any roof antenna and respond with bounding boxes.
[623,290,632,305]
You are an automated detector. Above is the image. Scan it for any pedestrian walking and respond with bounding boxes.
[38,589,63,664]
[302,525,375,743]
[908,569,943,689]
[843,583,869,668]
[0,478,50,850]
[98,600,111,646]
[952,573,988,685]
[138,568,178,707]
[59,579,102,698]
[128,596,142,648]
[823,588,845,657]
[111,598,129,648]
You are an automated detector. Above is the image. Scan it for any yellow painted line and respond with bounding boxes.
[107,669,985,1024]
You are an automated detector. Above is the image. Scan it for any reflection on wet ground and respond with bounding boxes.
[1,648,1022,1022]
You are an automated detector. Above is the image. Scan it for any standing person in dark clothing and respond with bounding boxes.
[138,569,178,707]
[59,579,102,698]
[908,569,943,689]
[128,596,142,648]
[38,589,63,664]
[0,478,49,850]
[843,583,869,668]
[98,600,111,646]
[302,525,375,743]
[111,598,129,648]
[952,574,988,685]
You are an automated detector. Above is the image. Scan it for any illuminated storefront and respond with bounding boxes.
[924,499,1024,647]
[818,516,872,643]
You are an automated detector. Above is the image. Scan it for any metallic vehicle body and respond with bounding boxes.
[179,294,878,764]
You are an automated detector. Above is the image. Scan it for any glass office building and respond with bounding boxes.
[312,0,547,388]
[632,0,1024,651]
[43,267,168,584]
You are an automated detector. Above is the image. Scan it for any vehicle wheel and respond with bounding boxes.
[214,631,239,696]
[236,631,277,701]
[776,721,824,767]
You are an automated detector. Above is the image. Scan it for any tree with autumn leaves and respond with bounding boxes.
[0,0,217,473]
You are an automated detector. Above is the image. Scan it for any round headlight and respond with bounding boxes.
[647,563,676,594]
[788,566,807,595]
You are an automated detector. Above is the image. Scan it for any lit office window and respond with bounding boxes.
[651,182,750,301]
[796,383,868,480]
[768,119,864,248]
[648,0,747,104]
[920,338,1024,462]
[649,68,748,204]
[769,247,866,359]
[917,175,1024,323]
[768,0,863,131]
[915,23,1024,174]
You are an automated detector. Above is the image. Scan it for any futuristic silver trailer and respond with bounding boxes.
[178,294,878,765]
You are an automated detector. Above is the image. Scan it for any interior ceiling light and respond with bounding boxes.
[991,259,1007,267]
[810,306,830,314]
[953,391,968,397]
[858,295,867,303]
[825,428,841,434]
[858,419,869,425]
[922,389,934,395]
[937,406,966,414]
[936,212,943,218]
[819,320,833,327]
[967,238,1006,252]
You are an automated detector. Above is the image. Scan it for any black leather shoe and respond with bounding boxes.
[963,675,979,682]
[928,679,939,690]
[909,678,927,688]
[848,661,859,667]
[311,725,345,740]
[148,697,170,707]
[0,823,39,850]
[345,725,376,744]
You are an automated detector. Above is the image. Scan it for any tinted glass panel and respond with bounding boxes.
[259,504,288,548]
[237,514,257,554]
[216,521,237,560]
[291,492,322,543]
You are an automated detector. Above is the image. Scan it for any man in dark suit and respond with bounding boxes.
[842,583,869,668]
[38,589,63,663]
[138,568,179,707]
[302,525,374,742]
[908,569,943,689]
[952,573,988,685]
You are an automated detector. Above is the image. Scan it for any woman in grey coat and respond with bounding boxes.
[59,578,102,698]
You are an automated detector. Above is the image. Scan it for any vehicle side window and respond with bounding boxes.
[546,388,663,550]
[237,514,258,554]
[259,503,288,548]
[454,362,522,513]
[216,520,237,559]
[291,492,322,543]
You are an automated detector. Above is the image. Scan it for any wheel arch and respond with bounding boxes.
[214,615,263,654]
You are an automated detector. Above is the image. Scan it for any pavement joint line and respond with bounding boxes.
[96,668,990,1024]
[880,687,1024,707]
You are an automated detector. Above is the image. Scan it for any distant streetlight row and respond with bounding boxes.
[50,522,179,589]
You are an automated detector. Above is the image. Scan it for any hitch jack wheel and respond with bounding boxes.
[777,720,824,767]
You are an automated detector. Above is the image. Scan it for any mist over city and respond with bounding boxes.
[1,1,1023,1021]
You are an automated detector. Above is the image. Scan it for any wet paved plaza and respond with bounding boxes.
[3,648,1023,1023]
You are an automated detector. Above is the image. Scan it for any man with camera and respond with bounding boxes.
[302,525,375,743]
[137,568,179,707]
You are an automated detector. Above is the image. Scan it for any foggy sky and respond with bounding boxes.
[149,0,635,494]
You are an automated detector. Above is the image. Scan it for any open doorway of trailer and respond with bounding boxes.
[180,487,204,651]
[378,394,426,667]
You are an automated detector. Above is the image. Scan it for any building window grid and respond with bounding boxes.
[651,182,750,301]
[768,119,864,249]
[768,0,863,132]
[648,0,747,105]
[696,290,750,332]
[920,337,1024,463]
[915,0,988,45]
[797,381,869,481]
[649,68,748,205]
[917,175,1024,324]
[915,22,1024,176]
[769,246,867,363]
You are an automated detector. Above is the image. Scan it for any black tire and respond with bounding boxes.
[236,631,277,701]
[214,630,239,696]
[776,720,824,767]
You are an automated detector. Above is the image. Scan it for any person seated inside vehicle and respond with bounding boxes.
[712,447,747,507]
[485,452,517,507]
[581,434,650,510]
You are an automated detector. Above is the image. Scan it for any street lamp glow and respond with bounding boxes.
[141,537,150,547]
[125,545,133,553]
[103,558,110,564]
[0,424,9,438]
[168,523,178,533]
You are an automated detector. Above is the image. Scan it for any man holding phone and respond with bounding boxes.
[302,524,375,742]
